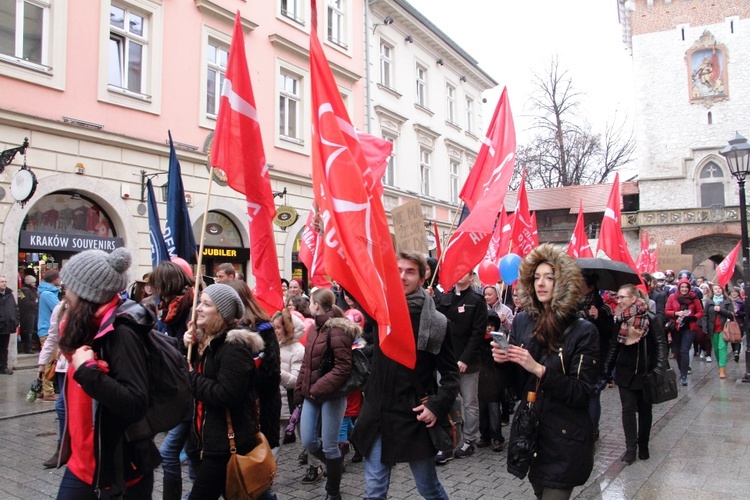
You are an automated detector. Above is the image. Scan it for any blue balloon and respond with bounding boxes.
[499,253,522,284]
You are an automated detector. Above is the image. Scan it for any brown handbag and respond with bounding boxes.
[722,313,742,343]
[224,404,277,500]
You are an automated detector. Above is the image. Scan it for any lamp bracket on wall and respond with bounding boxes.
[273,187,287,200]
[0,137,29,174]
[138,169,160,203]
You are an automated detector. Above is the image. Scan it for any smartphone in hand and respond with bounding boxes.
[490,332,509,350]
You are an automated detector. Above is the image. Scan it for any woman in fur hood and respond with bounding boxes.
[492,244,599,499]
[295,288,356,500]
[183,284,271,500]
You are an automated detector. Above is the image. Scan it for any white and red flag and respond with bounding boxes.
[567,199,594,258]
[211,12,284,314]
[309,7,415,368]
[298,209,331,288]
[510,170,538,258]
[484,207,507,264]
[597,173,640,274]
[715,241,741,288]
[439,88,517,290]
[635,231,651,273]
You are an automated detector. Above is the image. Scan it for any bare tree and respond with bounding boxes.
[515,57,635,189]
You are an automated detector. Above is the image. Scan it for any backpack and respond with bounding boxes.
[125,330,192,442]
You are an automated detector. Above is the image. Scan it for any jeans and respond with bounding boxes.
[618,386,652,450]
[710,332,728,367]
[458,371,480,444]
[160,420,191,481]
[530,482,573,500]
[300,396,347,459]
[338,416,355,442]
[56,373,66,442]
[478,401,503,441]
[56,467,153,499]
[364,435,449,500]
[673,328,696,379]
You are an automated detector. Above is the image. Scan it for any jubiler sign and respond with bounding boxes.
[20,231,124,252]
[202,246,250,260]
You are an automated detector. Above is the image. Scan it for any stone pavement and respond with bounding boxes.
[1,350,749,499]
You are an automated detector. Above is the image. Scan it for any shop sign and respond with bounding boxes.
[20,231,124,252]
[201,246,249,260]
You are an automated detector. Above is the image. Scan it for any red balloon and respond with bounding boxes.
[345,308,365,328]
[478,260,500,285]
[170,257,194,278]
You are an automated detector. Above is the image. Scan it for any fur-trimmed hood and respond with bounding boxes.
[517,243,583,322]
[324,316,361,343]
[225,328,265,355]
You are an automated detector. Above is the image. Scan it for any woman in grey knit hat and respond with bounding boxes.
[55,247,159,498]
[182,284,272,499]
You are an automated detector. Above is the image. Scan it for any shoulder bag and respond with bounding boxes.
[411,371,463,452]
[722,311,742,343]
[642,332,678,405]
[225,401,277,500]
[319,328,370,399]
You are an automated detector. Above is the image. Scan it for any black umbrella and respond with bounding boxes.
[575,258,641,291]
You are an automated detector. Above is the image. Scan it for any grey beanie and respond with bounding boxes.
[61,247,131,304]
[202,284,245,323]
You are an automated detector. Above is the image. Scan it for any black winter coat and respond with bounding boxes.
[18,284,38,336]
[603,312,669,391]
[253,321,281,449]
[0,288,18,334]
[437,286,488,372]
[60,299,160,488]
[190,327,265,458]
[351,301,460,464]
[506,313,599,489]
[702,297,735,335]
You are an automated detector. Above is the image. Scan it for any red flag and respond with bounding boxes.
[510,170,538,257]
[648,247,658,273]
[310,17,415,368]
[357,131,392,197]
[716,241,741,288]
[567,200,594,258]
[597,173,640,273]
[440,89,516,290]
[211,12,283,314]
[498,212,515,259]
[298,210,331,288]
[530,212,539,247]
[433,221,442,261]
[484,207,507,264]
[459,89,518,211]
[635,231,651,273]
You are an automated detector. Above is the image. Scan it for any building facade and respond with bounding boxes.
[619,0,750,278]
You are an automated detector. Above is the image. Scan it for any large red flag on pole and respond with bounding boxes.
[484,207,507,264]
[567,199,594,258]
[211,12,284,314]
[635,231,651,273]
[597,173,640,273]
[433,221,442,261]
[298,209,331,288]
[716,241,741,288]
[510,170,538,258]
[309,6,415,368]
[439,88,517,290]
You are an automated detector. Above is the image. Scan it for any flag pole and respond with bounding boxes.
[429,201,464,289]
[187,167,216,364]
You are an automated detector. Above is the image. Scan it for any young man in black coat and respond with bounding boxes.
[351,251,459,499]
[436,270,488,461]
[0,276,18,374]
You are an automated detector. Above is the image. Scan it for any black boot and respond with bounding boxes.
[338,441,350,473]
[638,443,650,460]
[43,443,60,469]
[324,457,343,500]
[620,448,636,465]
[162,477,182,500]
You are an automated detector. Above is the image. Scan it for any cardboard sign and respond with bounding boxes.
[657,254,693,272]
[656,244,681,257]
[392,199,428,254]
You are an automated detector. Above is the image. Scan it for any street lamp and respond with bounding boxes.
[719,131,750,382]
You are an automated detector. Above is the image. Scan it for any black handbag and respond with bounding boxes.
[318,329,370,399]
[507,377,542,479]
[411,372,463,452]
[642,330,678,405]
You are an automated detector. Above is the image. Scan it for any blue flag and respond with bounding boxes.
[164,131,198,260]
[147,178,170,267]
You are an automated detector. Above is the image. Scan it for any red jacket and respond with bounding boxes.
[665,280,703,332]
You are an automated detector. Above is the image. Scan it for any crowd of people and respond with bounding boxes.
[0,247,747,499]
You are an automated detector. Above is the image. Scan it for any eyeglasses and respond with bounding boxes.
[616,295,631,301]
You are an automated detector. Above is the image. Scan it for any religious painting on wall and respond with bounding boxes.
[686,30,728,106]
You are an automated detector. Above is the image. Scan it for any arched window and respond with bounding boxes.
[698,161,725,207]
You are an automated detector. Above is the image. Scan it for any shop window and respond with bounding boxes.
[22,192,116,237]
[192,211,243,247]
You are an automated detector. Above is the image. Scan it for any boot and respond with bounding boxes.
[162,477,182,500]
[638,443,650,460]
[620,448,636,465]
[43,443,60,469]
[324,457,343,499]
[338,441,350,473]
[719,367,727,379]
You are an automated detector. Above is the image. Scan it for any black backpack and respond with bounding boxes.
[125,330,192,442]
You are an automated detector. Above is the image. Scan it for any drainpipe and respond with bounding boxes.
[364,0,372,133]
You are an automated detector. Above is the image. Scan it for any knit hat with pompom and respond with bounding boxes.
[61,247,131,304]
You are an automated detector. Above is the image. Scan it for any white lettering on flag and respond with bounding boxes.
[604,207,617,221]
[221,79,259,123]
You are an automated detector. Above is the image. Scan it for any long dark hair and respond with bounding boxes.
[149,261,194,303]
[58,299,100,355]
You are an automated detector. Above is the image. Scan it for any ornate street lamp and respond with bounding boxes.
[720,132,750,382]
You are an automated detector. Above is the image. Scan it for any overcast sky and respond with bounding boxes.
[406,0,635,148]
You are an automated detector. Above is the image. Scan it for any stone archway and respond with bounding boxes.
[681,233,742,283]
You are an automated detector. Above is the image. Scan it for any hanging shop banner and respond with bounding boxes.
[201,246,250,261]
[20,231,124,252]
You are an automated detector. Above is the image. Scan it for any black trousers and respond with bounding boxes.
[618,385,652,450]
[0,334,10,370]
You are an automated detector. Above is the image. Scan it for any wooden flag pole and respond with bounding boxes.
[429,201,464,289]
[187,167,216,364]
